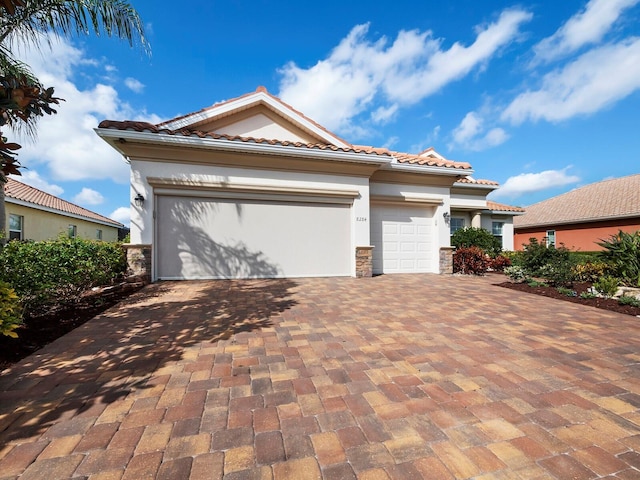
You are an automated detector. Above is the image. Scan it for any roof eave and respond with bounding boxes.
[95,128,393,167]
[515,212,640,229]
[5,197,123,228]
[382,162,473,177]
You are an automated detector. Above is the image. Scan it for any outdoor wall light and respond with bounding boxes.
[443,211,450,224]
[134,193,145,207]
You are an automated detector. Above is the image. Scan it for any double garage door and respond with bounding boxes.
[371,205,434,274]
[156,195,351,280]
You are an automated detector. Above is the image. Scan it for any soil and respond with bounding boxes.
[0,283,144,372]
[497,280,640,317]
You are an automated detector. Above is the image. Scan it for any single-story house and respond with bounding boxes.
[514,174,640,251]
[96,87,521,281]
[4,177,123,242]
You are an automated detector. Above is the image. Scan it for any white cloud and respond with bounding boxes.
[533,0,640,64]
[16,170,64,196]
[450,112,509,151]
[73,187,104,205]
[125,77,145,93]
[109,206,130,226]
[278,9,531,134]
[491,167,581,199]
[12,36,161,183]
[371,104,398,124]
[503,38,640,124]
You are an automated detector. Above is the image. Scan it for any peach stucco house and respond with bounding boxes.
[514,174,640,251]
[96,87,522,281]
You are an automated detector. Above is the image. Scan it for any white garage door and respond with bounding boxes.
[156,196,351,279]
[371,205,433,274]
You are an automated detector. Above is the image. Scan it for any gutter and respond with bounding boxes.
[95,128,392,167]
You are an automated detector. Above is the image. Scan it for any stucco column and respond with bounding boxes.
[471,211,482,228]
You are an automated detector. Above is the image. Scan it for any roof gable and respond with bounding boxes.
[158,86,351,148]
[5,178,123,228]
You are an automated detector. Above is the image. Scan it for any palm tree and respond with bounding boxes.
[0,0,148,242]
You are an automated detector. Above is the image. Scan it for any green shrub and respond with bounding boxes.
[453,246,489,275]
[451,227,502,257]
[0,237,126,314]
[527,279,548,287]
[504,265,528,283]
[618,295,640,307]
[0,280,22,337]
[556,286,577,297]
[520,238,573,281]
[597,230,640,287]
[593,276,619,299]
[580,291,597,299]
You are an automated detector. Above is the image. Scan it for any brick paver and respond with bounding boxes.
[1,274,640,479]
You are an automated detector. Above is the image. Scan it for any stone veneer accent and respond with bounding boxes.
[355,246,374,278]
[439,246,455,274]
[122,244,152,283]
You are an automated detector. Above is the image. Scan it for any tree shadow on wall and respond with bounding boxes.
[159,195,282,279]
[0,277,298,444]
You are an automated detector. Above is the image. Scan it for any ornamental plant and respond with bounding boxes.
[597,230,640,287]
[453,246,489,275]
[0,280,22,337]
[593,276,619,299]
[451,227,502,258]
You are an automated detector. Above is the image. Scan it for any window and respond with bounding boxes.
[68,224,77,238]
[450,217,465,235]
[8,214,23,241]
[546,230,556,248]
[492,222,504,236]
[96,229,103,240]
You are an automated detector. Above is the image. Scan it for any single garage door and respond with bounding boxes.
[156,196,351,279]
[371,205,433,274]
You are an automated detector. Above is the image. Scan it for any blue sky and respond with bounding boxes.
[10,0,640,226]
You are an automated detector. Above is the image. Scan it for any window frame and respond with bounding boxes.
[68,224,77,239]
[546,230,556,248]
[8,214,23,241]
[450,217,466,235]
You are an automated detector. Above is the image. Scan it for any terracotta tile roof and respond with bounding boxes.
[98,120,391,157]
[353,145,471,170]
[486,200,525,213]
[456,177,499,186]
[514,174,640,228]
[5,178,123,227]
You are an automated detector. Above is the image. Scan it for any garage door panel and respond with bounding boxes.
[157,196,351,279]
[371,205,433,274]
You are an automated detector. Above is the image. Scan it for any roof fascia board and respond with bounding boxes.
[383,162,473,177]
[96,128,392,167]
[454,182,499,191]
[160,92,352,149]
[5,197,121,227]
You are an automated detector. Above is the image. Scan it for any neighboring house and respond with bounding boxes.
[4,177,123,242]
[96,87,522,281]
[514,174,640,251]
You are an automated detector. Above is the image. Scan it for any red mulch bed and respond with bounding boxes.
[0,283,144,372]
[497,280,640,317]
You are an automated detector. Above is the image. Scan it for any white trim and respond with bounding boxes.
[158,91,352,148]
[454,182,498,190]
[5,197,122,228]
[370,194,444,206]
[382,161,473,176]
[96,128,392,166]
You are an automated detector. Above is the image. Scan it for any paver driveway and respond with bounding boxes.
[1,274,640,479]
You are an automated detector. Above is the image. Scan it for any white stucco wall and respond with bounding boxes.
[130,160,371,277]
